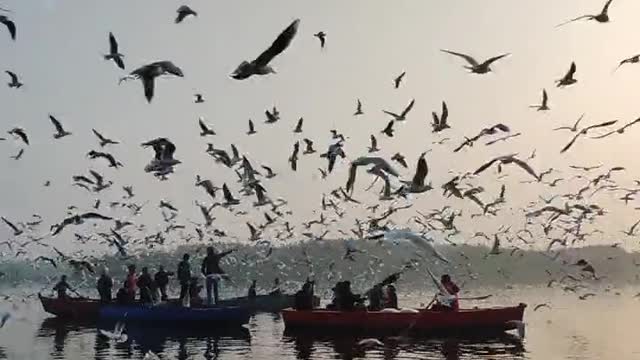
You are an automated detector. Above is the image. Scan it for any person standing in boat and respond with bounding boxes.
[248,280,257,299]
[154,265,173,301]
[269,277,282,296]
[137,267,153,304]
[201,246,235,305]
[384,285,398,309]
[177,254,192,305]
[294,278,315,310]
[366,284,384,311]
[53,275,76,300]
[125,264,138,302]
[96,269,113,303]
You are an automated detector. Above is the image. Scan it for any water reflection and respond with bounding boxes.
[283,333,526,360]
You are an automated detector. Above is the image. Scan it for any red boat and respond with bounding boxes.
[282,303,526,336]
[38,294,101,320]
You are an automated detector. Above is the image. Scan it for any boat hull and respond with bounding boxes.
[38,294,101,320]
[282,304,526,336]
[99,304,251,326]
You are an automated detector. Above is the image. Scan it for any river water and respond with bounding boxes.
[1,285,639,360]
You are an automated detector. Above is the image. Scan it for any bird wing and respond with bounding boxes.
[560,132,584,153]
[141,76,155,103]
[198,118,209,133]
[474,158,500,175]
[481,53,510,67]
[248,120,255,132]
[92,129,105,141]
[5,70,17,82]
[109,32,118,54]
[382,110,401,119]
[556,15,592,27]
[566,61,577,78]
[49,115,64,133]
[440,49,478,66]
[114,56,125,70]
[1,18,15,40]
[602,0,614,14]
[346,164,358,192]
[542,89,548,105]
[254,19,300,67]
[1,217,18,232]
[370,135,377,148]
[162,141,177,160]
[382,121,394,136]
[590,129,616,139]
[584,119,617,133]
[401,99,415,118]
[511,158,539,180]
[222,183,233,202]
[412,155,428,187]
[441,101,448,125]
[81,212,113,220]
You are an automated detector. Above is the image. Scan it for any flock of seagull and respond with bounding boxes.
[2,1,640,312]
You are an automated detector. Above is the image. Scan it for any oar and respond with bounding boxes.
[459,294,492,301]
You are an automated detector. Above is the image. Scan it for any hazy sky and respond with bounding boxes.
[2,0,640,255]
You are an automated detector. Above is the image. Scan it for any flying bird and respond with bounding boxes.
[10,148,24,160]
[382,99,415,121]
[0,15,15,40]
[261,165,277,178]
[615,54,640,71]
[7,127,28,145]
[440,50,510,74]
[87,150,122,168]
[1,216,22,236]
[530,89,549,111]
[313,31,326,49]
[142,137,181,175]
[591,117,640,139]
[320,142,346,173]
[431,101,449,132]
[346,157,399,193]
[120,61,184,102]
[302,138,316,154]
[198,117,216,136]
[231,19,300,79]
[247,119,257,135]
[556,0,614,27]
[368,135,379,153]
[104,32,125,70]
[556,62,577,87]
[265,109,278,123]
[560,119,618,153]
[381,121,394,137]
[293,118,304,133]
[49,115,72,139]
[391,153,408,168]
[5,70,22,88]
[51,212,113,236]
[554,114,585,132]
[354,99,363,116]
[401,152,432,193]
[92,129,119,147]
[222,183,240,206]
[289,141,299,171]
[194,94,205,103]
[474,154,539,181]
[175,5,197,23]
[394,71,406,89]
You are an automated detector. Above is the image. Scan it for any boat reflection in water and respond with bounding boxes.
[283,332,525,360]
[38,317,251,360]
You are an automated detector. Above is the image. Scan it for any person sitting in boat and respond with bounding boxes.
[115,281,134,305]
[189,277,204,307]
[366,284,384,311]
[432,274,460,311]
[177,254,192,305]
[384,285,398,309]
[125,264,138,302]
[248,280,257,299]
[137,267,153,304]
[201,246,235,305]
[268,277,282,296]
[328,281,363,311]
[96,269,113,303]
[53,275,76,300]
[294,278,315,310]
[154,265,173,301]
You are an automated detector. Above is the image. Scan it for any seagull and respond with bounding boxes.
[534,303,551,312]
[488,234,501,255]
[10,148,23,160]
[265,109,278,123]
[247,222,261,241]
[195,176,219,200]
[222,183,240,206]
[92,129,119,147]
[622,219,640,236]
[431,101,449,132]
[261,165,277,178]
[357,338,384,349]
[553,114,585,132]
[381,121,395,137]
[401,152,433,193]
[354,99,364,116]
[198,117,216,136]
[7,127,28,145]
[394,71,406,89]
[87,150,122,168]
[51,212,113,236]
[1,216,22,236]
[231,19,300,79]
[560,119,617,153]
[121,61,184,102]
[289,141,299,171]
[615,54,640,71]
[440,50,510,74]
[293,118,304,133]
[302,138,316,154]
[556,62,577,87]
[346,157,399,193]
[0,15,15,40]
[159,200,178,212]
[49,115,72,139]
[175,5,197,23]
[5,70,22,88]
[313,31,326,49]
[474,154,539,181]
[104,32,125,70]
[320,142,346,173]
[383,99,415,121]
[369,228,449,263]
[368,135,379,153]
[142,137,181,174]
[530,89,549,111]
[391,153,408,168]
[99,322,128,343]
[591,117,640,139]
[247,119,257,135]
[557,0,614,27]
[194,93,205,103]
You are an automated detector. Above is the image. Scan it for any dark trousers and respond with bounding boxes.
[205,276,219,305]
[179,282,190,303]
[158,285,168,301]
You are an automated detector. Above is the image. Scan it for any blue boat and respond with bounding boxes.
[99,304,251,326]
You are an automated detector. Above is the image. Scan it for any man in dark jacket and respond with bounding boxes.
[154,265,173,301]
[201,246,234,305]
[96,270,113,303]
[177,254,191,305]
[137,267,153,303]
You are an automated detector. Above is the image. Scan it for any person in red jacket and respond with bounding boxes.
[125,264,138,302]
[438,274,460,311]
